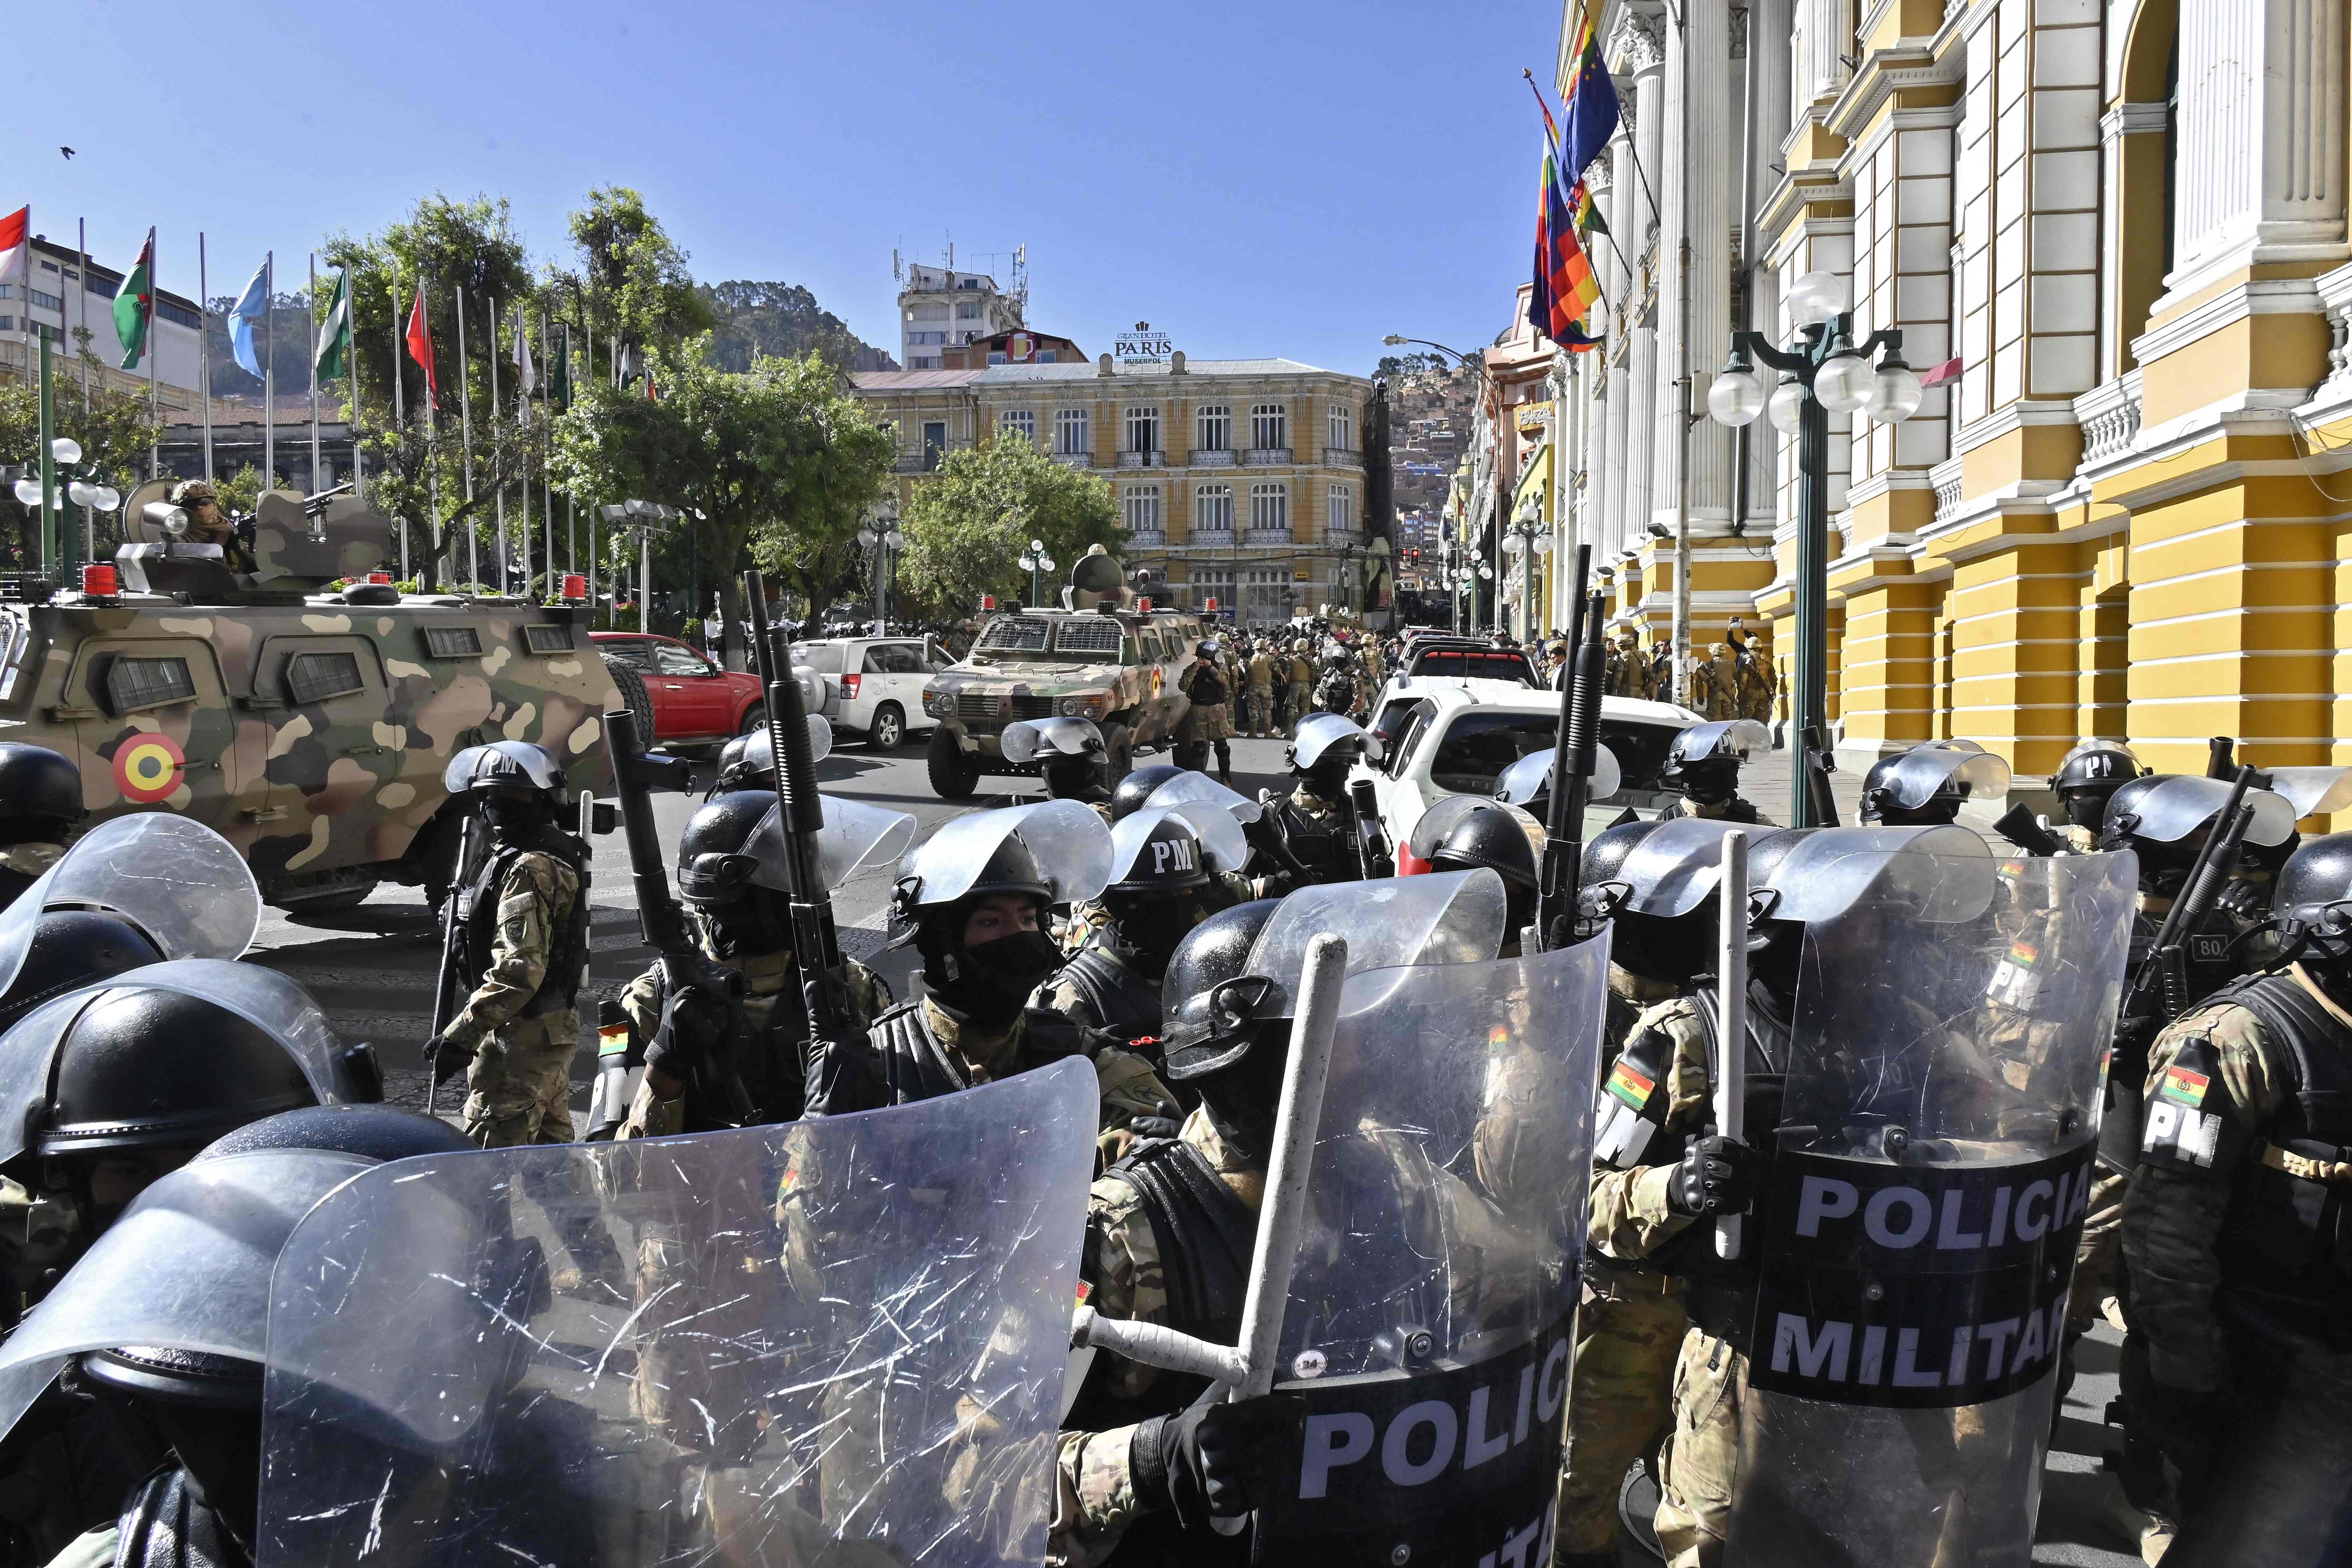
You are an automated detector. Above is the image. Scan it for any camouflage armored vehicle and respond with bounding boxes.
[920,548,1205,799]
[0,484,621,911]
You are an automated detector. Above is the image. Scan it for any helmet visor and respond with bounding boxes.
[1491,743,1623,807]
[0,814,261,1004]
[1143,770,1264,825]
[1667,719,1772,767]
[2262,765,2352,821]
[1108,802,1248,887]
[2058,738,2140,772]
[1755,824,1997,925]
[1001,717,1102,767]
[1292,713,1382,768]
[0,1148,374,1444]
[1240,867,1508,1020]
[1614,816,1753,917]
[442,741,563,794]
[900,798,1114,909]
[743,796,918,895]
[729,715,836,776]
[2116,774,2298,847]
[1873,747,2012,810]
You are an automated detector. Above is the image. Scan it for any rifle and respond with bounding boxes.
[606,703,758,1124]
[743,573,861,1072]
[1801,724,1841,828]
[1995,802,2065,857]
[426,813,482,1118]
[2206,736,2237,780]
[2130,765,2257,1024]
[1345,778,1394,879]
[1534,546,1603,952]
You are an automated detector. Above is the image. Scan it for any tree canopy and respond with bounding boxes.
[898,433,1126,622]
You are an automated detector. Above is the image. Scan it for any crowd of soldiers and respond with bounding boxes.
[0,644,2341,1567]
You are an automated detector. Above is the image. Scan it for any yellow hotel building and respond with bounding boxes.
[1555,0,2352,791]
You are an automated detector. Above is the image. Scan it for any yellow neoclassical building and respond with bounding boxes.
[1555,0,2352,790]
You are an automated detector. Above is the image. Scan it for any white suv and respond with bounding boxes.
[793,637,949,749]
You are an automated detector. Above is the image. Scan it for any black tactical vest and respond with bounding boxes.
[863,1001,1094,1107]
[1269,796,1350,885]
[1653,980,1789,1299]
[1057,947,1161,1041]
[459,824,592,1019]
[2199,972,2352,1338]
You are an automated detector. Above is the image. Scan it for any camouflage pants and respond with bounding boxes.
[1242,687,1273,734]
[462,1012,579,1148]
[1555,1278,1689,1556]
[2069,1167,2132,1334]
[1285,683,1311,735]
[1655,1329,1747,1567]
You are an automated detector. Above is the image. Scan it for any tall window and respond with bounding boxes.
[1197,405,1232,451]
[1001,409,1036,442]
[1123,484,1162,534]
[1125,406,1160,454]
[956,301,983,320]
[1195,484,1234,532]
[1250,403,1287,451]
[1055,408,1089,455]
[1250,482,1288,531]
[1328,404,1353,450]
[1328,484,1355,535]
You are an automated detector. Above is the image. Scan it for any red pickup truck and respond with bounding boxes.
[591,633,766,747]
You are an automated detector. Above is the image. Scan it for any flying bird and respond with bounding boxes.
[59,147,74,160]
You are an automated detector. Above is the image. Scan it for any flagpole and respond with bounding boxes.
[391,267,407,580]
[511,301,528,596]
[147,228,159,482]
[456,286,477,589]
[346,272,364,510]
[489,290,506,595]
[541,308,554,587]
[263,250,276,494]
[197,231,213,483]
[423,269,442,589]
[308,254,322,493]
[77,219,91,409]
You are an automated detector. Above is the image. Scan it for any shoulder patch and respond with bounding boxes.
[2139,1034,2247,1177]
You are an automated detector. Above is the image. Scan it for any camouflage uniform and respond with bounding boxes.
[1698,644,1740,721]
[443,832,586,1148]
[1735,646,1776,725]
[1607,635,1645,699]
[1285,654,1315,736]
[1175,661,1234,744]
[0,841,65,910]
[1244,650,1276,736]
[1052,1106,1260,1568]
[1558,993,1715,1558]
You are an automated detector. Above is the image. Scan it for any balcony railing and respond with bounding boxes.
[1050,451,1094,469]
[1244,447,1292,466]
[1188,448,1235,468]
[1243,527,1292,546]
[1118,449,1163,468]
[894,450,945,474]
[1127,530,1167,549]
[2073,371,2143,468]
[1325,526,1362,546]
[1323,447,1362,468]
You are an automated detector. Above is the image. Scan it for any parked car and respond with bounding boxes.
[791,636,950,749]
[1353,683,1700,854]
[1389,637,1542,687]
[590,632,766,749]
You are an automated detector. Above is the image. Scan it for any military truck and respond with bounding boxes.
[0,483,621,912]
[920,547,1206,799]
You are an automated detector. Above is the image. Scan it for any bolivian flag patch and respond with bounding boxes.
[2159,1064,2211,1108]
[2007,939,2040,968]
[1076,1279,1093,1310]
[1604,1059,1657,1111]
[597,1021,631,1059]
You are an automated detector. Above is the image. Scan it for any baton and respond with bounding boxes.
[1714,830,1749,1261]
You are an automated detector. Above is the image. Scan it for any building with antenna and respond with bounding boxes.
[893,246,1029,369]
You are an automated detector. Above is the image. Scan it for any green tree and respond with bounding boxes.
[562,187,712,361]
[549,346,892,659]
[1,345,169,568]
[898,432,1125,622]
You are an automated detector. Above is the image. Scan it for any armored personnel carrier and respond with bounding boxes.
[0,483,621,911]
[919,545,1207,798]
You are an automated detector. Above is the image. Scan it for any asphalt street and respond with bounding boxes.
[242,728,2141,1568]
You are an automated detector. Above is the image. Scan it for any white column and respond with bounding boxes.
[1655,0,1736,537]
[2171,0,2349,288]
[1616,18,1667,558]
[1796,0,1851,109]
[1744,0,1793,529]
[1583,150,1619,565]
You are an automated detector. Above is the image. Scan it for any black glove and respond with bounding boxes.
[644,982,730,1084]
[1132,1397,1303,1529]
[1665,1126,1761,1217]
[423,1032,473,1087]
[1128,1115,1182,1141]
[2213,878,2264,924]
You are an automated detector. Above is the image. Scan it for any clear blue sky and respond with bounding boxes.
[14,0,1562,377]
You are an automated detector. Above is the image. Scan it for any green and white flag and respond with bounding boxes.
[113,228,155,370]
[314,268,352,381]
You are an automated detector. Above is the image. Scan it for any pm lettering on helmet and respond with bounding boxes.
[1148,836,1196,876]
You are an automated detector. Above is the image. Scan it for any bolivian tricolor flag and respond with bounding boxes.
[1530,134,1601,350]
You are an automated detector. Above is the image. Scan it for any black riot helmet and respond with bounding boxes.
[1111,763,1188,823]
[2268,831,2352,977]
[2053,741,2144,832]
[1660,720,1770,806]
[1159,899,1284,1081]
[675,790,788,955]
[1859,743,2010,826]
[893,815,1070,1024]
[1741,827,1823,993]
[37,986,317,1163]
[0,909,165,1036]
[1577,820,1719,986]
[0,744,85,845]
[1106,813,1214,901]
[72,1105,475,1558]
[1429,802,1540,933]
[445,741,566,839]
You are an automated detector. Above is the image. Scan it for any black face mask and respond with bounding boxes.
[933,928,1064,1024]
[1194,1026,1289,1165]
[2062,789,2110,831]
[1110,898,1202,969]
[482,796,545,838]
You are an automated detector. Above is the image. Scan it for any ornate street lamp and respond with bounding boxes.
[856,519,906,631]
[1016,537,1056,607]
[1706,270,1923,826]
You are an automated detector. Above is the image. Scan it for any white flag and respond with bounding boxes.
[512,304,536,395]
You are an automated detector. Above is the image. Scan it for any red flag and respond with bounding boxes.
[0,206,26,286]
[405,284,439,409]
[1919,356,1963,388]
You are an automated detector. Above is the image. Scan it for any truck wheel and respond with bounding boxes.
[869,703,906,750]
[1102,724,1134,790]
[600,660,656,753]
[927,727,979,800]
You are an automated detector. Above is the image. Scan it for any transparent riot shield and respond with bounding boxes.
[257,1058,1101,1568]
[1144,768,1264,825]
[2112,773,2297,846]
[1404,796,1546,867]
[743,794,918,892]
[0,812,261,1002]
[1724,851,2137,1568]
[900,798,1114,909]
[1242,867,1509,1017]
[1246,933,1611,1567]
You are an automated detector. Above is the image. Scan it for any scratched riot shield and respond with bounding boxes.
[1248,930,1611,1568]
[1724,842,2137,1567]
[256,1059,1100,1568]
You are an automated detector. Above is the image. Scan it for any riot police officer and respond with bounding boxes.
[612,789,896,1137]
[802,802,1175,1136]
[2050,738,2145,850]
[1035,804,1243,1044]
[1312,649,1357,719]
[1858,739,2011,826]
[2118,830,2352,1566]
[1412,797,1542,951]
[0,746,84,910]
[1256,714,1380,887]
[1656,720,1773,824]
[1004,716,1114,817]
[423,742,592,1149]
[1175,643,1235,784]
